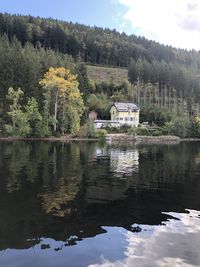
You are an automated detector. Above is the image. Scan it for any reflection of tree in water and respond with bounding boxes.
[3,142,31,192]
[0,141,51,193]
[0,141,84,217]
[194,152,200,165]
[39,143,83,217]
[40,175,81,217]
[137,143,200,190]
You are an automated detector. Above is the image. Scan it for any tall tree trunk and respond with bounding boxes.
[54,91,58,132]
[137,76,140,105]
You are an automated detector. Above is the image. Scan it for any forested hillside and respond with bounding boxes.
[1,13,200,106]
[0,13,200,138]
[1,13,200,68]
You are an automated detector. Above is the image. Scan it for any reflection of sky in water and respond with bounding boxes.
[1,210,200,267]
[0,227,127,267]
[110,149,139,176]
[89,210,200,267]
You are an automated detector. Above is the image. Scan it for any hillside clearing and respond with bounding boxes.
[87,65,128,85]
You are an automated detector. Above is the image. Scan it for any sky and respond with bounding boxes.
[0,0,200,51]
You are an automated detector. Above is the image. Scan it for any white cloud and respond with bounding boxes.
[88,209,200,267]
[115,0,200,50]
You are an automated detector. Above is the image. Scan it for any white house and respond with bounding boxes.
[110,102,140,127]
[94,102,140,129]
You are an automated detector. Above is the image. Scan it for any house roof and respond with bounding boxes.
[112,102,139,112]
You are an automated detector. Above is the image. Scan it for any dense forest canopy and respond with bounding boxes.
[0,13,200,68]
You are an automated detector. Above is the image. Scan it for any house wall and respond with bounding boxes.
[110,106,139,127]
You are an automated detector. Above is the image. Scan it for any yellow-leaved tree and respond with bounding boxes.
[39,67,84,134]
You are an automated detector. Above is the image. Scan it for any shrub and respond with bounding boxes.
[127,127,137,135]
[78,119,96,138]
[97,129,107,140]
[120,124,132,132]
[151,130,163,136]
[164,117,190,138]
[136,127,150,136]
[5,110,30,137]
[189,117,200,137]
[103,126,120,133]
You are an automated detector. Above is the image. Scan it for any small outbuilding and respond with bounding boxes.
[88,110,98,121]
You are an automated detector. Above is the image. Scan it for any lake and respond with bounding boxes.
[0,141,200,267]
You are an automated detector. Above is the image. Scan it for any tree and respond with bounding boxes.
[39,67,84,134]
[190,116,200,137]
[5,87,30,137]
[25,97,42,137]
[164,117,190,138]
[75,62,93,98]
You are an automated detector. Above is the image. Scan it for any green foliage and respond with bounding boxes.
[5,87,30,137]
[151,130,164,136]
[136,127,150,136]
[75,62,95,98]
[86,93,112,119]
[164,117,190,138]
[103,126,121,133]
[189,117,200,138]
[25,97,42,137]
[140,105,173,126]
[78,119,96,138]
[5,110,30,137]
[96,129,107,140]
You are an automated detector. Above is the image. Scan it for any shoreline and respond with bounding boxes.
[0,135,200,143]
[0,136,98,142]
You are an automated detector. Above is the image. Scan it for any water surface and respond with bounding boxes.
[0,141,200,267]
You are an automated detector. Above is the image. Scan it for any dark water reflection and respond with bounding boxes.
[0,141,200,267]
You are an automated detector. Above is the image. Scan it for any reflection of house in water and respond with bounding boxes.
[110,149,139,176]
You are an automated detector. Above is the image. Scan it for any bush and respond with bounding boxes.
[5,110,30,137]
[120,124,132,132]
[189,117,200,137]
[164,117,190,138]
[151,130,163,136]
[97,129,107,140]
[127,127,137,135]
[103,126,120,133]
[78,119,96,138]
[136,127,150,136]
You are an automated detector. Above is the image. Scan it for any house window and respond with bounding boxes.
[120,117,123,121]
